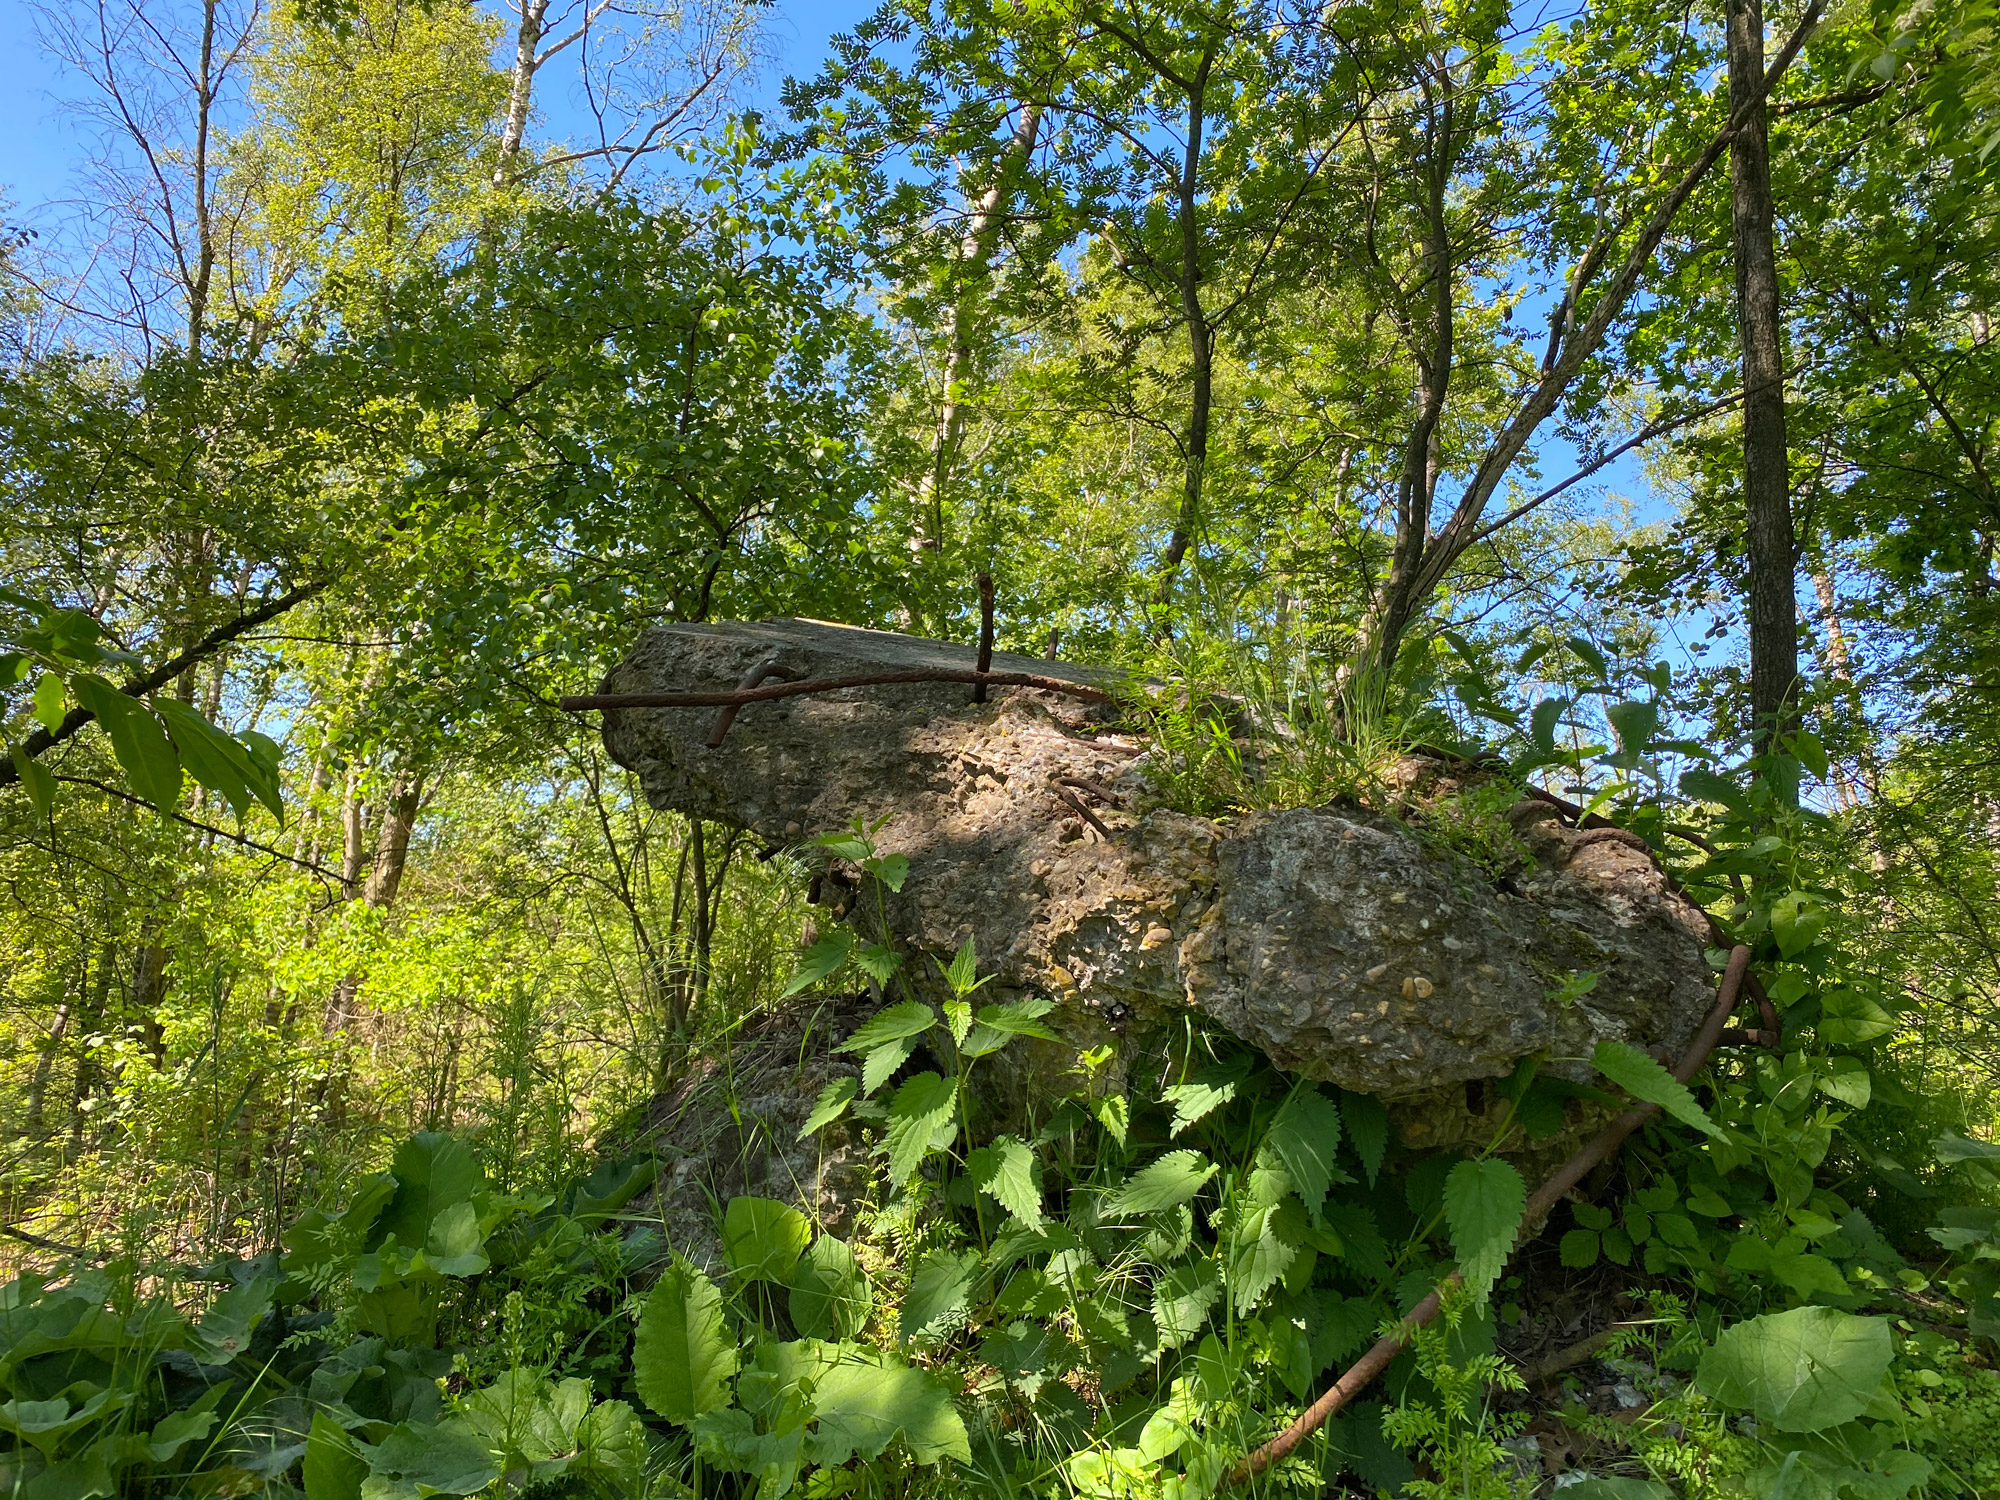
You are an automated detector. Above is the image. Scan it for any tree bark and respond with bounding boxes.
[916,103,1044,560]
[494,0,551,187]
[1155,53,1218,598]
[1728,0,1799,755]
[362,773,424,908]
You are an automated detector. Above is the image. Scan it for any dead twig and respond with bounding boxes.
[1051,784,1114,841]
[1228,946,1754,1487]
[1057,774,1125,806]
[1,1223,103,1260]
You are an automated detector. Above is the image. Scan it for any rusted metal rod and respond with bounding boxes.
[560,668,1112,713]
[974,573,996,703]
[1228,945,1754,1487]
[704,654,800,748]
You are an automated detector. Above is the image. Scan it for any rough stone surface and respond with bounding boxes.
[600,619,1716,1108]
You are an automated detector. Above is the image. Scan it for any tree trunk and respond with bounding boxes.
[916,103,1044,561]
[363,774,424,908]
[1727,0,1799,755]
[1156,57,1217,600]
[494,0,551,187]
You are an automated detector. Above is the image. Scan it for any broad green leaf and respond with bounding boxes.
[1095,1095,1129,1146]
[1593,1041,1720,1137]
[1680,767,1751,818]
[366,1421,502,1495]
[1444,1158,1526,1303]
[799,1077,858,1138]
[1152,1259,1222,1351]
[809,1352,969,1466]
[1817,1057,1871,1108]
[1530,695,1567,754]
[1103,1150,1218,1217]
[1265,1088,1343,1216]
[1820,990,1896,1045]
[1769,892,1829,957]
[73,674,180,811]
[1567,634,1609,680]
[1935,1132,2000,1164]
[780,930,855,998]
[572,1399,648,1487]
[899,1248,980,1347]
[721,1197,812,1284]
[10,745,52,817]
[1605,699,1660,764]
[632,1261,736,1425]
[303,1411,366,1500]
[972,997,1059,1040]
[1696,1307,1894,1433]
[862,852,909,891]
[968,1136,1044,1231]
[696,1406,808,1499]
[193,1275,279,1361]
[30,672,64,733]
[425,1201,490,1277]
[1559,1229,1600,1268]
[156,698,273,821]
[378,1132,484,1248]
[788,1235,871,1340]
[883,1072,957,1188]
[1557,1483,1674,1500]
[1340,1090,1390,1186]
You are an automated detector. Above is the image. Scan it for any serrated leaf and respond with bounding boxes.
[1605,699,1660,763]
[968,1136,1044,1231]
[1445,1157,1526,1303]
[1568,634,1609,680]
[1593,1040,1720,1136]
[855,943,903,983]
[1266,1088,1343,1216]
[1103,1150,1218,1216]
[1222,1202,1295,1314]
[899,1248,980,1347]
[633,1262,736,1425]
[942,937,981,996]
[799,1078,857,1138]
[974,997,1058,1038]
[1530,695,1567,754]
[1559,1229,1600,1268]
[789,1235,872,1340]
[837,1001,936,1054]
[1095,1094,1129,1147]
[780,930,855,998]
[861,1036,919,1096]
[1339,1090,1390,1186]
[884,1072,956,1188]
[1151,1259,1222,1351]
[722,1197,812,1285]
[862,852,909,891]
[1163,1060,1247,1136]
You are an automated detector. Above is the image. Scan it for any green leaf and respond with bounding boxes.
[1530,695,1568,754]
[837,1000,936,1055]
[1103,1150,1218,1217]
[855,942,904,983]
[972,997,1059,1040]
[1820,990,1896,1045]
[1152,1259,1223,1351]
[378,1132,485,1249]
[1163,1060,1247,1136]
[1559,1229,1600,1268]
[799,1077,858,1138]
[73,674,180,811]
[1592,1040,1720,1137]
[722,1197,812,1284]
[1567,635,1609,680]
[303,1412,366,1500]
[883,1072,957,1188]
[1445,1158,1526,1303]
[30,672,64,734]
[10,745,53,817]
[1556,1483,1674,1500]
[861,1037,919,1096]
[899,1248,980,1347]
[780,930,855,998]
[1605,700,1660,764]
[632,1261,737,1425]
[968,1136,1044,1231]
[1769,892,1829,957]
[1817,1057,1871,1108]
[1935,1132,2000,1164]
[1340,1091,1390,1186]
[155,698,269,821]
[788,1235,872,1340]
[366,1421,502,1495]
[1221,1202,1296,1314]
[1696,1307,1894,1433]
[1265,1088,1343,1216]
[1680,767,1751,818]
[1095,1095,1129,1146]
[808,1352,969,1466]
[942,937,981,996]
[862,852,909,891]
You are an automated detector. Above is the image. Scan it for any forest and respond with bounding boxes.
[0,0,1997,1490]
